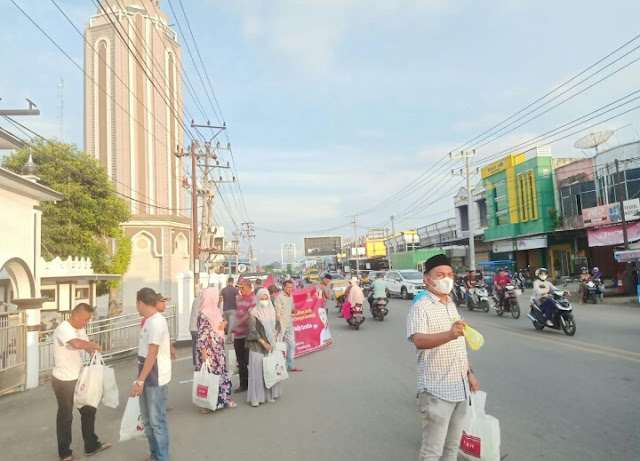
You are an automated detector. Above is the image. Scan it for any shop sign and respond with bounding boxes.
[516,236,548,250]
[582,198,640,228]
[492,239,514,253]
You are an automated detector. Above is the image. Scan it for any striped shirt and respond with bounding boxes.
[406,290,469,402]
[234,294,256,339]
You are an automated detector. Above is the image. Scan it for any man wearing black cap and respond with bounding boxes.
[131,288,171,461]
[407,254,480,461]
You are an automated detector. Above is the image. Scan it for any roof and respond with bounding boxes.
[0,167,63,202]
[41,274,121,283]
[0,127,25,149]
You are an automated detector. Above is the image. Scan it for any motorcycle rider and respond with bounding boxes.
[368,272,388,308]
[578,267,590,303]
[463,269,478,306]
[493,267,511,312]
[533,268,561,327]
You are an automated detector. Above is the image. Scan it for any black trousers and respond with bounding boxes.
[52,376,100,459]
[191,331,198,366]
[234,338,250,390]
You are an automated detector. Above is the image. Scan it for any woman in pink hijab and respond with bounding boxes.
[195,286,236,412]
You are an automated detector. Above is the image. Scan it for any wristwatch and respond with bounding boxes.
[134,380,144,386]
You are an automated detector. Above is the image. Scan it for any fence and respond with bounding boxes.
[0,311,26,394]
[39,305,177,374]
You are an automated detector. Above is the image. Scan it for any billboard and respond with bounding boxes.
[582,198,640,228]
[303,236,342,257]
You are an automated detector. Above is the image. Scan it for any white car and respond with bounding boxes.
[384,270,426,299]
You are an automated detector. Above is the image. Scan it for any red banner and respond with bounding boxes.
[291,285,333,357]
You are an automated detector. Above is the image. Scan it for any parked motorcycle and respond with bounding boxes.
[347,303,365,330]
[370,298,389,321]
[527,290,576,336]
[493,284,521,319]
[461,283,491,312]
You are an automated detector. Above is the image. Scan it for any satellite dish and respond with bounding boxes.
[573,130,615,153]
[237,264,247,273]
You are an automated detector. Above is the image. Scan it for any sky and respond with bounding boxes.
[2,0,640,264]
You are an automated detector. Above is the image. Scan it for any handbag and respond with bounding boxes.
[459,391,501,461]
[192,360,221,411]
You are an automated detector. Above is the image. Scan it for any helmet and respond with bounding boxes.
[581,266,587,272]
[535,268,548,279]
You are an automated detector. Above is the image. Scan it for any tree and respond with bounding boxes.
[2,140,131,315]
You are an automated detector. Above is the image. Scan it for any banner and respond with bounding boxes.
[291,285,333,357]
[587,221,640,247]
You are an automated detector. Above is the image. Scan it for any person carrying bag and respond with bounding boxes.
[192,359,221,411]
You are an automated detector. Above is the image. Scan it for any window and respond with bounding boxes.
[526,171,538,220]
[41,289,56,301]
[517,174,528,222]
[478,200,488,227]
[75,288,90,299]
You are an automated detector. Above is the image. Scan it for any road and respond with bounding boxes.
[0,294,639,460]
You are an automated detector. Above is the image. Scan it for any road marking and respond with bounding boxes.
[470,318,640,364]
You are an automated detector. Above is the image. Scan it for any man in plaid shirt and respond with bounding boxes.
[407,254,480,461]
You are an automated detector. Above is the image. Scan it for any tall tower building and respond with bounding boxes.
[85,0,191,310]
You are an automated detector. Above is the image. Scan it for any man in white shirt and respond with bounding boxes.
[274,280,301,371]
[131,288,172,461]
[52,303,110,461]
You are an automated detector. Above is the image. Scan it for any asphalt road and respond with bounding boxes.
[0,294,638,460]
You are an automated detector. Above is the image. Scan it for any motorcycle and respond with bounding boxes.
[527,290,576,336]
[361,281,372,298]
[515,268,533,290]
[585,279,598,304]
[452,280,465,307]
[493,284,520,319]
[347,303,365,330]
[370,298,389,321]
[462,283,491,312]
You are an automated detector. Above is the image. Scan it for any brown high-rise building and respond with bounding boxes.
[85,0,191,310]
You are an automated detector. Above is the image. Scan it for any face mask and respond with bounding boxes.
[259,300,270,308]
[429,276,454,295]
[539,275,547,281]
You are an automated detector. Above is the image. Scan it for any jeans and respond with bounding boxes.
[283,325,296,370]
[190,331,197,366]
[465,288,475,305]
[52,376,100,459]
[223,309,236,343]
[234,337,250,390]
[540,298,555,322]
[139,384,169,461]
[418,393,469,461]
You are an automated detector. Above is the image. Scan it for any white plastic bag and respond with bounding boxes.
[119,396,146,442]
[74,353,104,408]
[226,347,238,376]
[263,351,288,389]
[459,391,501,461]
[101,364,119,408]
[192,361,221,410]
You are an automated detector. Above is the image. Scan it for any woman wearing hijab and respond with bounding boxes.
[246,288,281,407]
[196,287,236,413]
[347,277,365,311]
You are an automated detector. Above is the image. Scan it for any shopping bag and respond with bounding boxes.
[226,347,238,376]
[275,333,287,358]
[74,353,104,408]
[263,351,288,389]
[342,300,352,320]
[192,360,221,411]
[101,365,119,408]
[459,391,501,461]
[463,325,484,350]
[119,396,146,442]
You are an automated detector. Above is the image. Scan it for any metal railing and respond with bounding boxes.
[39,305,177,374]
[0,312,26,394]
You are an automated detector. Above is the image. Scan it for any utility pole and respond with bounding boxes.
[350,215,361,278]
[390,215,396,235]
[615,159,630,249]
[233,229,240,276]
[451,150,477,270]
[0,98,40,116]
[242,222,256,271]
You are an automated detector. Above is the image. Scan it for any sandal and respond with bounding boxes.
[61,457,73,461]
[201,408,212,414]
[86,442,111,456]
[226,401,238,408]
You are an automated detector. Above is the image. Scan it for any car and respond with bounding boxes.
[384,270,426,299]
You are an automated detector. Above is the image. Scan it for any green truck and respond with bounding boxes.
[391,249,445,272]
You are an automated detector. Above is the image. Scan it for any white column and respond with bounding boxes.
[175,270,194,341]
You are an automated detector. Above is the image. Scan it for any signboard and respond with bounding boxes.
[291,286,333,356]
[492,239,514,253]
[587,221,640,247]
[582,198,640,228]
[516,236,548,250]
[350,247,366,256]
[304,236,342,257]
[367,228,386,239]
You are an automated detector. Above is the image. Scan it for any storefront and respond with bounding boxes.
[613,250,640,302]
[587,221,640,278]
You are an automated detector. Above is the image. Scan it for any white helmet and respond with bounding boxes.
[535,268,548,279]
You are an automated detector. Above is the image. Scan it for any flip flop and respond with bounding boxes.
[226,401,238,408]
[288,367,303,372]
[60,457,73,461]
[201,408,212,414]
[86,442,111,456]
